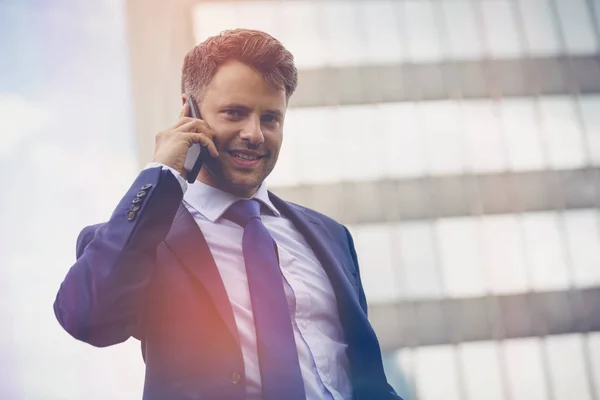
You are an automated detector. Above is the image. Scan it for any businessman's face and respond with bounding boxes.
[194,60,286,198]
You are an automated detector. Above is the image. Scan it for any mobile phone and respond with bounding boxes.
[183,96,208,183]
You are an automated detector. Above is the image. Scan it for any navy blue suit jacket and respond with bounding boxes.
[54,167,401,400]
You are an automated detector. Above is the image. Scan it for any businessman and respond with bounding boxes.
[54,29,401,400]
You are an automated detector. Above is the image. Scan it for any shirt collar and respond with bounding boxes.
[183,180,281,223]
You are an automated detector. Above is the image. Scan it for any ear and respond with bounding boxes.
[181,94,187,105]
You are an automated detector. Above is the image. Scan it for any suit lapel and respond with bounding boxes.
[164,204,239,345]
[268,192,371,343]
[162,196,373,355]
[269,193,388,390]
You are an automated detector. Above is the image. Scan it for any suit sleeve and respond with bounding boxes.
[53,166,183,347]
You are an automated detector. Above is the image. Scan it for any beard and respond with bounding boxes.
[199,149,279,197]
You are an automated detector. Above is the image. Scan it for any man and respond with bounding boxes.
[54,29,401,400]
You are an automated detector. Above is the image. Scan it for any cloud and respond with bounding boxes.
[0,93,53,157]
[28,140,138,190]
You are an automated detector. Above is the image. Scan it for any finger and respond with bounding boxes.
[179,103,189,119]
[175,119,199,132]
[175,119,212,134]
[189,133,219,158]
[170,116,195,130]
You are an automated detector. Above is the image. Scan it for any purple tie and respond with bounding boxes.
[224,199,306,400]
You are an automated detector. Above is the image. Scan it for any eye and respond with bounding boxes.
[225,109,244,118]
[261,114,280,124]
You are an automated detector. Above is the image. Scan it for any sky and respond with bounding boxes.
[0,1,145,398]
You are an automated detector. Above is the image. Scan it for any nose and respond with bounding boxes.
[239,115,264,145]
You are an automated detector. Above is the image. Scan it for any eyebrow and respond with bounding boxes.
[222,103,284,118]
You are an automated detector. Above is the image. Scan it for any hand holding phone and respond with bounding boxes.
[183,96,209,183]
[152,96,217,182]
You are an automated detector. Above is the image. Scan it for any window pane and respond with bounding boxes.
[517,0,562,55]
[267,113,300,186]
[353,224,400,304]
[279,1,325,69]
[420,100,466,175]
[437,217,486,297]
[274,107,339,185]
[500,99,546,171]
[404,0,443,62]
[360,0,404,64]
[545,334,593,400]
[318,1,363,67]
[440,0,483,60]
[398,221,444,299]
[232,1,280,39]
[579,95,600,166]
[193,3,237,43]
[334,105,385,181]
[480,0,523,58]
[462,100,508,173]
[459,341,505,400]
[522,212,570,291]
[563,209,600,288]
[414,345,461,400]
[281,103,435,185]
[481,215,529,294]
[554,0,598,54]
[594,0,600,46]
[502,338,549,400]
[539,97,587,169]
[385,348,416,400]
[379,102,426,178]
[589,333,600,400]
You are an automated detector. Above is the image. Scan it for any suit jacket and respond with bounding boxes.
[54,167,401,400]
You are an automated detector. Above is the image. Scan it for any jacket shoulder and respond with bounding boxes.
[286,201,345,230]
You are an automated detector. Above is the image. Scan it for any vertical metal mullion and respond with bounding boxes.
[509,0,575,399]
[563,0,600,397]
[511,0,600,398]
[351,1,417,398]
[392,3,422,398]
[545,0,600,399]
[429,0,481,399]
[469,0,518,399]
[573,0,600,391]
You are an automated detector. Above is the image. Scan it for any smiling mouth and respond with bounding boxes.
[228,151,265,161]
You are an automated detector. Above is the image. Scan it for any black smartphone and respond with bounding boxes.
[183,96,208,183]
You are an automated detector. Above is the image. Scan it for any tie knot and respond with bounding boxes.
[224,199,262,227]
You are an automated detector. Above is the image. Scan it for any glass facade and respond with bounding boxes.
[192,1,600,399]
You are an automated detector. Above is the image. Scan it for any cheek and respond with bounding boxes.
[266,130,283,151]
[209,131,234,150]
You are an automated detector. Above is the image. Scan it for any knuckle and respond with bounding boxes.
[189,121,202,132]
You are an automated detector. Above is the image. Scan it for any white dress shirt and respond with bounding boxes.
[146,163,352,400]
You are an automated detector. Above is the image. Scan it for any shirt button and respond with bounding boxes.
[230,371,242,385]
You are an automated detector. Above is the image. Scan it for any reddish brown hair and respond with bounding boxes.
[181,29,298,102]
